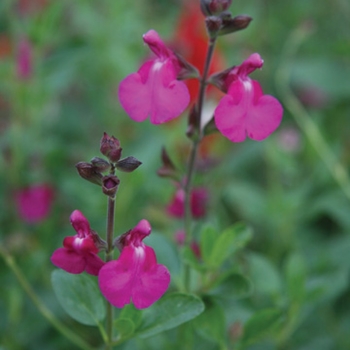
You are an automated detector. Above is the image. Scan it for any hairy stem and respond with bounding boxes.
[183,37,217,291]
[105,196,116,349]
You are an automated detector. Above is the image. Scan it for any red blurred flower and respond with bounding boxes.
[15,183,54,223]
[16,38,32,80]
[173,1,226,104]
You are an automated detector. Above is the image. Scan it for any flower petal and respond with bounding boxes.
[51,248,86,274]
[118,60,189,124]
[70,210,90,237]
[131,246,171,309]
[84,253,105,276]
[246,94,283,141]
[98,245,170,309]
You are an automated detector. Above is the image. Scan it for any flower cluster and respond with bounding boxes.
[118,32,283,143]
[51,211,170,309]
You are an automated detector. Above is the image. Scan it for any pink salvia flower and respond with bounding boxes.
[98,219,170,309]
[214,53,283,142]
[118,29,190,124]
[16,38,32,80]
[51,210,105,276]
[167,187,208,219]
[15,183,54,223]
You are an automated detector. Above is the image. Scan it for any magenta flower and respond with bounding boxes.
[167,187,208,219]
[118,29,190,124]
[51,210,105,276]
[214,53,283,142]
[15,183,54,223]
[98,219,170,309]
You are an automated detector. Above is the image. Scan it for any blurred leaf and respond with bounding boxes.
[51,270,106,326]
[182,246,204,272]
[209,272,253,300]
[241,308,283,346]
[285,253,306,303]
[194,297,226,345]
[209,223,253,269]
[200,225,218,265]
[247,253,282,296]
[145,232,181,275]
[114,318,135,340]
[137,293,204,338]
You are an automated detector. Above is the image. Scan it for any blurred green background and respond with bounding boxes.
[0,0,350,349]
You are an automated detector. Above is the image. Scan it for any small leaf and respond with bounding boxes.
[285,253,306,303]
[137,293,205,338]
[200,225,217,265]
[51,270,106,326]
[241,308,283,346]
[209,223,253,269]
[182,246,205,272]
[114,318,135,339]
[120,304,143,330]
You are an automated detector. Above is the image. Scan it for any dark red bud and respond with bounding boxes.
[219,15,252,35]
[102,174,120,197]
[75,162,103,186]
[157,147,180,180]
[115,156,142,173]
[205,16,223,37]
[201,0,232,16]
[100,132,122,162]
[90,157,111,172]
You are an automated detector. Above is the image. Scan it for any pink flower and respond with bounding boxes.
[16,38,32,80]
[15,183,54,223]
[214,53,283,142]
[167,187,208,219]
[98,220,170,309]
[118,29,190,124]
[51,210,105,276]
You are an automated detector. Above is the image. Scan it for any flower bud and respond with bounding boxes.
[90,157,111,172]
[75,162,103,186]
[219,14,252,35]
[100,132,122,163]
[157,147,179,180]
[200,0,232,16]
[115,156,142,173]
[205,16,223,38]
[102,175,120,197]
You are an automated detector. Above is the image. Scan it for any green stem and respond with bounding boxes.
[105,196,116,349]
[0,247,95,350]
[275,25,350,201]
[183,37,217,291]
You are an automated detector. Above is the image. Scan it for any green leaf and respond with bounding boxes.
[145,232,181,275]
[114,318,135,339]
[210,272,253,300]
[285,253,306,303]
[209,223,253,269]
[137,293,205,338]
[200,225,218,264]
[247,253,282,296]
[241,308,283,346]
[51,270,106,326]
[120,303,143,330]
[194,297,225,345]
[182,246,205,272]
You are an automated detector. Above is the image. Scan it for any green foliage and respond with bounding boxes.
[51,270,106,326]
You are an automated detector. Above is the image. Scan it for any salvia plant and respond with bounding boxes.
[3,0,294,349]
